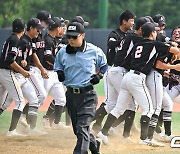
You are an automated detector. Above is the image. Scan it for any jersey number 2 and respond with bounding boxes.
[135,46,143,58]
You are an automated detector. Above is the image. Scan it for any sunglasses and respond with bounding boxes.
[67,34,81,40]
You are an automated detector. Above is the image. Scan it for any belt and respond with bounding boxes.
[67,85,93,94]
[130,70,146,78]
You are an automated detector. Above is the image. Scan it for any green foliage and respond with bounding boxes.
[0,0,179,28]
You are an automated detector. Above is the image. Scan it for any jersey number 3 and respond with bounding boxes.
[135,46,143,58]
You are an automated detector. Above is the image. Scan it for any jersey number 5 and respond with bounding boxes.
[135,46,143,58]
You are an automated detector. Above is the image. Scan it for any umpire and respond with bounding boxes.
[54,22,107,154]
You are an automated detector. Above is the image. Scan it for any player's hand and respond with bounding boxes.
[22,70,31,78]
[21,60,27,67]
[174,64,180,71]
[41,69,49,79]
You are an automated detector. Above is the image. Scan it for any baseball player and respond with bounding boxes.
[93,17,150,141]
[0,18,29,137]
[17,18,48,135]
[97,22,180,146]
[19,11,52,125]
[54,22,107,154]
[42,17,70,128]
[43,17,68,129]
[92,10,136,133]
[166,26,180,99]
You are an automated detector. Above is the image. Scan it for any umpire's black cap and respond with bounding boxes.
[37,10,52,24]
[27,18,44,30]
[71,16,89,27]
[142,22,160,37]
[66,22,85,36]
[12,18,25,33]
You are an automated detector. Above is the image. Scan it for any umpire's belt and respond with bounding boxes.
[67,85,93,94]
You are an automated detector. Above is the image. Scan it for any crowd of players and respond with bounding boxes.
[0,9,180,152]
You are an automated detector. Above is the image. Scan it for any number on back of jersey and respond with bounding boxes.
[135,46,143,58]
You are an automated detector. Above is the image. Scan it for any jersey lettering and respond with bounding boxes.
[135,46,143,58]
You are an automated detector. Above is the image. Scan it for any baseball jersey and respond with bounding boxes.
[54,40,107,87]
[113,33,143,70]
[31,33,45,66]
[43,34,57,70]
[18,34,36,71]
[106,28,127,66]
[0,33,19,70]
[55,36,68,51]
[130,39,170,75]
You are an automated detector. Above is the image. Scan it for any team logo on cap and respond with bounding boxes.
[160,16,164,22]
[68,26,77,31]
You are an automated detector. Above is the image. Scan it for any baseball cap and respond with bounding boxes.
[145,16,159,27]
[66,22,85,36]
[48,17,65,30]
[153,14,166,26]
[27,18,44,30]
[36,10,52,24]
[135,17,150,30]
[12,18,25,33]
[59,17,69,25]
[71,16,89,27]
[142,22,160,37]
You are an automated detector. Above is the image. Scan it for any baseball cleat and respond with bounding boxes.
[7,129,27,137]
[153,132,165,141]
[28,128,47,136]
[164,134,175,142]
[42,117,51,129]
[139,138,164,147]
[96,131,110,145]
[51,122,70,130]
[19,114,29,127]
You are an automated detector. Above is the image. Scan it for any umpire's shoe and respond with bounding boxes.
[7,129,27,137]
[91,138,102,154]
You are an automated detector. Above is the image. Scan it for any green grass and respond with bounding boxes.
[1,111,180,135]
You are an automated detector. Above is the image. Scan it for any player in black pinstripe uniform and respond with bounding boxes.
[92,10,136,133]
[0,18,30,136]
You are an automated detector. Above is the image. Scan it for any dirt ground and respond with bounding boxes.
[0,127,180,154]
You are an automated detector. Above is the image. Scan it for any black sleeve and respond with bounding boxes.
[156,41,170,55]
[5,39,19,65]
[107,31,122,49]
[44,36,55,65]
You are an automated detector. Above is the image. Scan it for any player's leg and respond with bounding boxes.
[22,78,46,135]
[161,89,174,142]
[29,66,47,106]
[0,70,25,136]
[146,70,163,141]
[0,84,8,115]
[50,82,67,129]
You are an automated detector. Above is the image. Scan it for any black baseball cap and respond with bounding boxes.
[48,17,65,30]
[145,16,159,27]
[142,22,160,37]
[12,18,25,33]
[153,14,166,26]
[66,22,85,36]
[27,18,44,30]
[59,17,69,25]
[71,16,89,27]
[135,17,150,30]
[36,10,52,24]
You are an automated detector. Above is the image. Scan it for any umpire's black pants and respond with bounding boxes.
[66,86,98,154]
